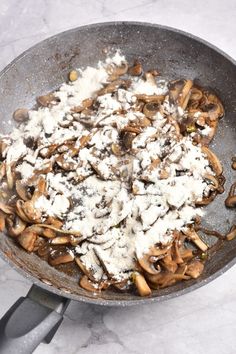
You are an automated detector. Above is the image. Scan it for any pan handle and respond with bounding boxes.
[0,284,70,354]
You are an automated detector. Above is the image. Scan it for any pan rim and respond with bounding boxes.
[0,20,235,306]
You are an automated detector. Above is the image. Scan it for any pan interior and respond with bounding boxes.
[0,22,236,303]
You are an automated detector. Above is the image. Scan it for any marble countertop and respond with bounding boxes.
[0,0,236,353]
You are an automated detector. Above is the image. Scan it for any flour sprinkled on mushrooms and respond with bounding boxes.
[0,51,225,296]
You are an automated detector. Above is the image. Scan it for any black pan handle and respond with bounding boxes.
[0,284,70,354]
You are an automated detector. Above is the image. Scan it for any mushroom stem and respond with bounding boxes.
[183,228,208,252]
[133,272,151,297]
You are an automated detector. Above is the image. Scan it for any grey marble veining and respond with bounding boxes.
[0,1,236,353]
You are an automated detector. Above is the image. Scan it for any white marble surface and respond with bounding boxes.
[0,0,236,353]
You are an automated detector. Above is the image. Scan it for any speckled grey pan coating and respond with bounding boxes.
[0,22,236,306]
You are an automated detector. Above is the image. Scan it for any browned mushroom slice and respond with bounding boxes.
[18,229,38,252]
[0,202,14,215]
[13,108,29,122]
[199,119,218,145]
[179,248,194,261]
[201,146,223,175]
[195,190,217,206]
[189,87,203,103]
[168,79,193,109]
[186,260,204,279]
[50,236,71,245]
[37,93,58,107]
[107,62,128,81]
[15,180,31,201]
[75,256,96,281]
[39,144,59,158]
[6,215,27,237]
[143,102,160,119]
[71,98,94,113]
[33,223,82,237]
[79,275,99,292]
[204,174,219,191]
[49,250,74,266]
[21,200,42,223]
[133,272,151,296]
[34,160,53,174]
[225,182,236,208]
[121,125,142,134]
[120,131,137,150]
[136,94,165,103]
[231,157,236,170]
[0,212,6,231]
[0,162,6,181]
[146,271,189,289]
[128,61,143,76]
[16,200,32,223]
[111,143,125,156]
[226,225,236,241]
[6,163,14,190]
[200,91,224,121]
[172,238,184,264]
[183,228,208,252]
[160,249,178,273]
[137,246,168,274]
[98,79,131,96]
[45,216,63,229]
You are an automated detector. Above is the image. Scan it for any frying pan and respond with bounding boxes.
[0,21,236,353]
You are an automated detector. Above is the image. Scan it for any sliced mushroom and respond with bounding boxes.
[136,94,165,103]
[231,157,236,170]
[50,236,71,245]
[143,102,160,119]
[13,108,29,122]
[133,272,151,296]
[120,131,136,150]
[71,98,93,113]
[98,79,131,95]
[160,249,178,273]
[137,246,168,274]
[49,251,74,266]
[201,146,223,175]
[18,229,37,252]
[186,260,204,279]
[45,216,63,229]
[0,212,6,231]
[79,275,99,292]
[16,200,32,223]
[15,180,31,201]
[204,174,219,190]
[6,215,27,237]
[0,162,6,181]
[107,62,128,81]
[0,202,14,215]
[200,91,224,121]
[37,93,58,107]
[34,223,82,237]
[195,191,217,206]
[128,61,143,76]
[183,228,208,252]
[6,163,14,190]
[225,182,236,208]
[75,256,96,281]
[21,200,42,223]
[226,225,236,241]
[168,79,193,109]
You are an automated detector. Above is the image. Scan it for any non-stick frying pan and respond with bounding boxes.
[0,22,236,353]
